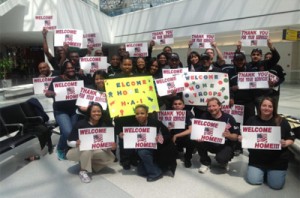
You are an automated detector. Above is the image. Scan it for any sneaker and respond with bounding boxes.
[220,163,229,171]
[79,170,91,183]
[57,149,66,161]
[198,165,210,173]
[184,160,192,168]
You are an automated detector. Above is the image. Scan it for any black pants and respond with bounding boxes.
[118,138,138,167]
[196,142,234,166]
[175,136,195,161]
[156,141,178,175]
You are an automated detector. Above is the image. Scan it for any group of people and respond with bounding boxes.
[39,28,294,189]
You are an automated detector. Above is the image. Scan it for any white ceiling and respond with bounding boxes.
[1,1,299,47]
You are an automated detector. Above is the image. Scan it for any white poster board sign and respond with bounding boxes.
[79,127,115,151]
[54,29,83,48]
[53,80,84,101]
[82,33,102,49]
[80,56,109,75]
[223,51,235,64]
[35,15,57,31]
[123,127,157,149]
[183,72,230,106]
[162,68,188,78]
[152,30,174,45]
[191,119,226,144]
[157,110,186,129]
[221,104,244,124]
[125,42,148,57]
[76,87,107,110]
[241,126,281,150]
[155,75,184,96]
[191,34,215,49]
[33,77,55,94]
[240,30,269,47]
[238,71,269,89]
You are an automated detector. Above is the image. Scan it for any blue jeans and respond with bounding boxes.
[137,149,161,179]
[54,110,78,151]
[246,165,287,190]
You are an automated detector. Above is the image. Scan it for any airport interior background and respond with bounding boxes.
[0,0,300,89]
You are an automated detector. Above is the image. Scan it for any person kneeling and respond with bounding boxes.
[241,97,294,190]
[120,104,176,181]
[66,103,116,183]
[170,96,195,168]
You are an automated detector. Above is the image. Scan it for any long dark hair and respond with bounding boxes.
[187,51,201,68]
[92,70,108,90]
[86,103,104,123]
[61,61,73,74]
[257,97,282,125]
[156,52,168,67]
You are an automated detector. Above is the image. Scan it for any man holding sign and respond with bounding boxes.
[195,97,239,174]
[237,39,281,109]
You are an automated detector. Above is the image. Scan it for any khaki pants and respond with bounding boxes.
[66,148,115,173]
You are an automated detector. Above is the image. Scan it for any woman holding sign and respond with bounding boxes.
[242,97,294,190]
[77,70,109,117]
[66,103,116,183]
[121,104,177,181]
[45,61,83,160]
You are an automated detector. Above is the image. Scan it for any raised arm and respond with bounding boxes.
[187,40,192,56]
[236,41,242,53]
[211,42,224,61]
[266,39,280,68]
[42,28,54,61]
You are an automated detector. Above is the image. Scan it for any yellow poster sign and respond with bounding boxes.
[105,76,159,117]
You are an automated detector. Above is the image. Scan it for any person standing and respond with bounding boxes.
[37,62,59,77]
[45,61,82,160]
[239,39,281,108]
[222,52,256,156]
[42,28,67,73]
[112,58,139,169]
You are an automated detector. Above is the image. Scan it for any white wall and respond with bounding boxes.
[111,0,300,43]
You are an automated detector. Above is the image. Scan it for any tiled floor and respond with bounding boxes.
[0,83,299,198]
